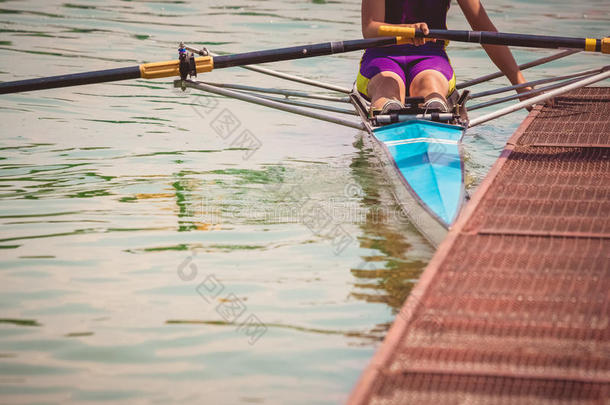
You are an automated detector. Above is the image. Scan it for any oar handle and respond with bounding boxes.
[378,26,610,54]
[378,26,417,40]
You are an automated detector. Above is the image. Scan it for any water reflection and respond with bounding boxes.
[349,135,432,313]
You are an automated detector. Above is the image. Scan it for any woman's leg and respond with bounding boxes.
[367,71,406,110]
[358,53,406,110]
[409,69,449,99]
[409,69,450,111]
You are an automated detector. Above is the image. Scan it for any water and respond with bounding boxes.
[0,0,608,403]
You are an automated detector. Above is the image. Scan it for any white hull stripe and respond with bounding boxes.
[384,138,459,147]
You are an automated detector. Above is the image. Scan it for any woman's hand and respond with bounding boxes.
[399,22,432,46]
[516,86,535,112]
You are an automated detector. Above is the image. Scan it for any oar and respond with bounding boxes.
[0,37,403,95]
[1,28,607,95]
[378,26,609,53]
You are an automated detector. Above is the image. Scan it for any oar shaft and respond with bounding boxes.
[0,56,214,95]
[0,66,141,94]
[428,30,600,52]
[212,37,396,68]
[378,26,610,53]
[0,37,398,95]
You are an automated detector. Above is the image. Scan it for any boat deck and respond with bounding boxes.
[348,87,610,404]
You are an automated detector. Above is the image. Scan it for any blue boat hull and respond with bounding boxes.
[373,120,466,228]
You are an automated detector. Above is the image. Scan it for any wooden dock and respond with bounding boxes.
[348,87,610,404]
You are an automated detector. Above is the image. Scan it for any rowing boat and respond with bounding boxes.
[1,28,608,245]
[349,89,468,244]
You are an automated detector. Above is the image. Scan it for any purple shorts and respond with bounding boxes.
[357,43,455,99]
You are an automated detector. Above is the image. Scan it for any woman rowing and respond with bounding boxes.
[359,0,532,113]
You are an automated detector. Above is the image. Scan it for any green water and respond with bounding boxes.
[0,0,608,403]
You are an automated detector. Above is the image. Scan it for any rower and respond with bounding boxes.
[358,0,533,115]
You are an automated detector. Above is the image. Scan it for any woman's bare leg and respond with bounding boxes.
[367,71,405,110]
[409,69,449,100]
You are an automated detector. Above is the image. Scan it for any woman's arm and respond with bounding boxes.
[457,0,529,90]
[361,0,428,45]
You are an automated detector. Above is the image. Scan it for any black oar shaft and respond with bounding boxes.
[426,29,596,51]
[379,26,609,53]
[211,37,396,68]
[0,66,141,95]
[0,37,398,94]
